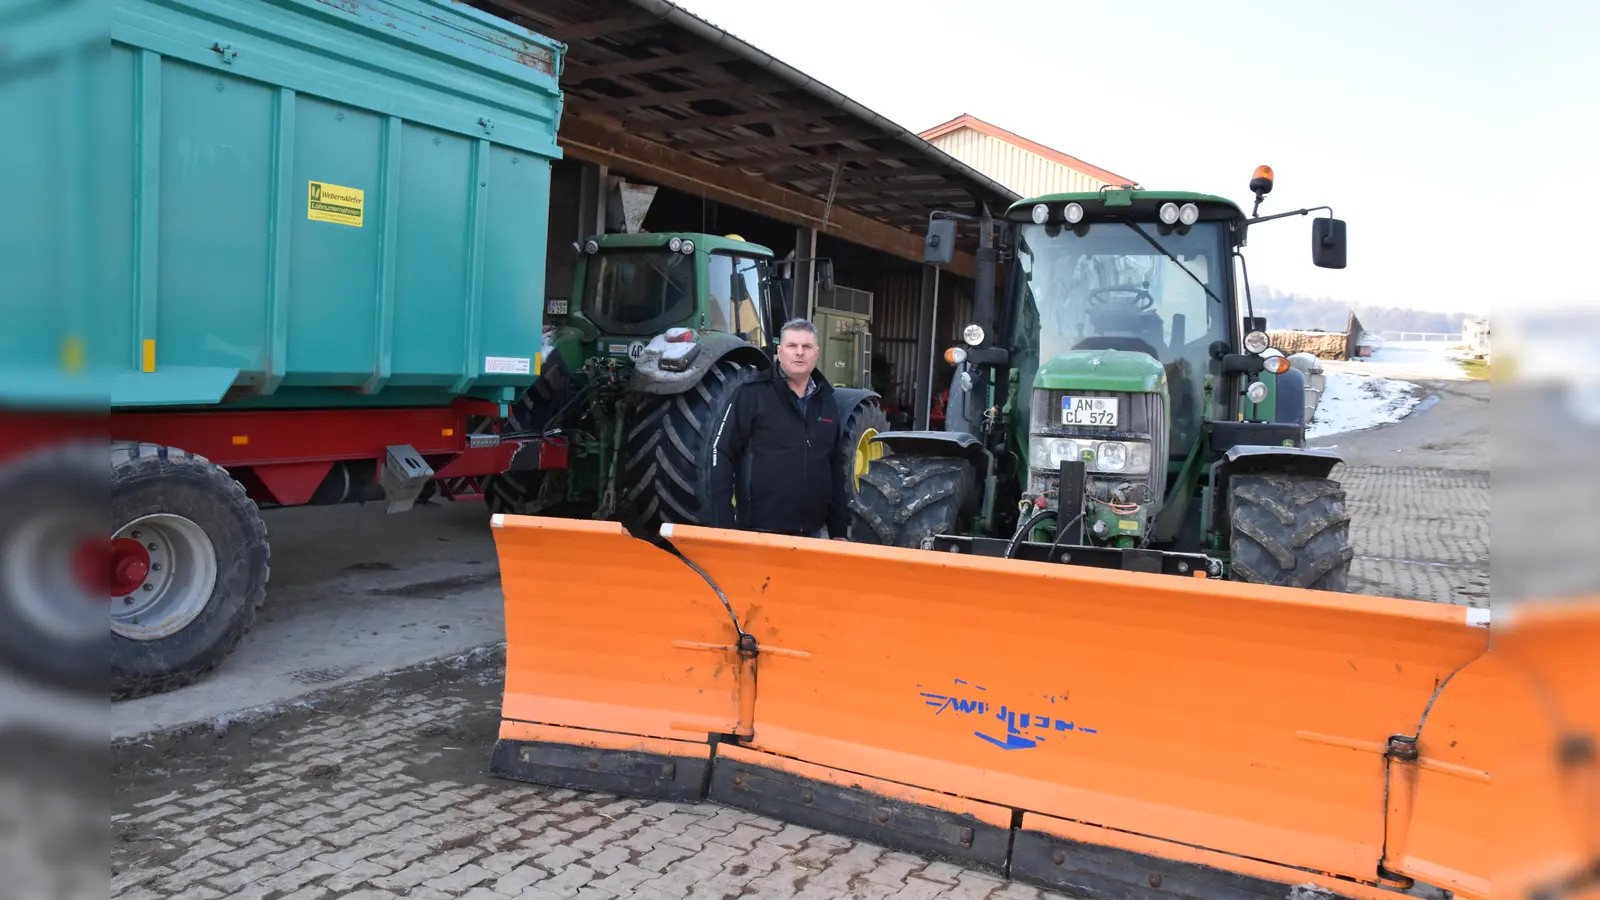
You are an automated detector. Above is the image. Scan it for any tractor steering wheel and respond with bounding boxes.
[1088,284,1155,311]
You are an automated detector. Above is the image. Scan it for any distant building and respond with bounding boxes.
[1462,315,1491,358]
[919,113,1135,198]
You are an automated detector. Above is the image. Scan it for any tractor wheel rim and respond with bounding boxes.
[853,427,883,490]
[110,513,217,641]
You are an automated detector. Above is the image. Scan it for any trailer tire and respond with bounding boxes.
[1226,472,1353,592]
[618,357,756,540]
[849,455,974,548]
[110,442,271,700]
[0,442,110,694]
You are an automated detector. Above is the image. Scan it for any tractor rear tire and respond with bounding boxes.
[849,455,974,548]
[110,442,271,699]
[618,357,757,540]
[1226,472,1353,592]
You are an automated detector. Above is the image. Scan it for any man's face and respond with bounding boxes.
[776,327,819,381]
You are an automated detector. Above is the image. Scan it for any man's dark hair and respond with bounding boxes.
[778,318,819,342]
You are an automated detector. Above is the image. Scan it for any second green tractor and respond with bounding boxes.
[481,230,888,539]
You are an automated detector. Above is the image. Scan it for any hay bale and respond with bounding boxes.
[1269,330,1349,359]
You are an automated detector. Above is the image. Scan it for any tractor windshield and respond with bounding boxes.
[1009,221,1231,454]
[583,249,696,336]
[706,252,769,346]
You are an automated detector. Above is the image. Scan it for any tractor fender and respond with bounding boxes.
[830,387,882,426]
[870,430,992,482]
[1214,444,1342,480]
[627,332,771,396]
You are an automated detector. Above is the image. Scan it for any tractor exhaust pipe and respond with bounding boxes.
[971,204,996,345]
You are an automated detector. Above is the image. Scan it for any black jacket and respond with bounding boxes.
[708,367,850,538]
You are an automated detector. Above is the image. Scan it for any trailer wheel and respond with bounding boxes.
[110,442,270,699]
[618,357,756,539]
[0,442,110,693]
[849,455,974,548]
[1226,472,1353,592]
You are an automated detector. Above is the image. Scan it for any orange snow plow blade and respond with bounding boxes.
[487,515,1598,899]
[486,515,747,800]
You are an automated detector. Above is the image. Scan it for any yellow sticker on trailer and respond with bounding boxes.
[308,180,364,227]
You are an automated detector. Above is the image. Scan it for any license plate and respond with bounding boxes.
[1061,395,1117,427]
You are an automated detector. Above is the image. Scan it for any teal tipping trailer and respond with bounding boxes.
[0,0,566,699]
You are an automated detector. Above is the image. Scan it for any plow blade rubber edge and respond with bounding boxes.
[663,524,1492,897]
[488,514,746,800]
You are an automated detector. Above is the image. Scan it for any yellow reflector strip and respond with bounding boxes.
[141,339,156,373]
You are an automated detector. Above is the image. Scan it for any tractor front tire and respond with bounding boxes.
[110,442,271,699]
[849,455,974,548]
[1226,472,1353,592]
[838,397,891,518]
[618,357,757,539]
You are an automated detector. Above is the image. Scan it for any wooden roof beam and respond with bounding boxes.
[580,82,792,113]
[557,114,974,278]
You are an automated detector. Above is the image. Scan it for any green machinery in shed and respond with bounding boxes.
[0,0,567,698]
[479,185,891,539]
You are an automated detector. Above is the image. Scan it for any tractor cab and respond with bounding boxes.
[1004,199,1235,484]
[560,232,780,363]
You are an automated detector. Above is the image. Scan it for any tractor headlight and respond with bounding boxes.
[1089,441,1150,475]
[1031,203,1049,224]
[1029,437,1081,471]
[1159,202,1180,225]
[679,239,695,254]
[1031,438,1151,475]
[962,324,985,346]
[1063,202,1084,224]
[668,237,683,252]
[1179,202,1200,225]
[584,239,599,254]
[1246,381,1268,404]
[1243,330,1270,354]
[1095,441,1128,471]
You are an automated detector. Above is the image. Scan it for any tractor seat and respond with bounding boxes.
[1076,308,1166,360]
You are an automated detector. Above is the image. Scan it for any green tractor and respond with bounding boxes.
[483,230,889,539]
[851,166,1355,591]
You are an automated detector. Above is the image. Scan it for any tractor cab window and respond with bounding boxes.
[707,252,769,346]
[583,250,696,336]
[1010,221,1230,454]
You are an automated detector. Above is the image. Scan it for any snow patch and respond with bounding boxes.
[1307,371,1422,438]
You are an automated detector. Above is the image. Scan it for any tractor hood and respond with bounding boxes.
[1034,349,1167,394]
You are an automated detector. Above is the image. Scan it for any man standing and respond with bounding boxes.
[708,319,850,540]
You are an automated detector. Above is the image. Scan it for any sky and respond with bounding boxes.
[664,0,1596,318]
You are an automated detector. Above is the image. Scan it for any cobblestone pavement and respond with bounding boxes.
[112,650,1077,900]
[1337,464,1489,607]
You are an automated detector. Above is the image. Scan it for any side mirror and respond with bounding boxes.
[1312,218,1347,269]
[924,219,956,266]
[816,259,835,293]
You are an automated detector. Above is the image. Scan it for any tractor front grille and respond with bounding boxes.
[1029,390,1166,504]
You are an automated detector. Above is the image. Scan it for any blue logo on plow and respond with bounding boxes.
[918,679,1099,751]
